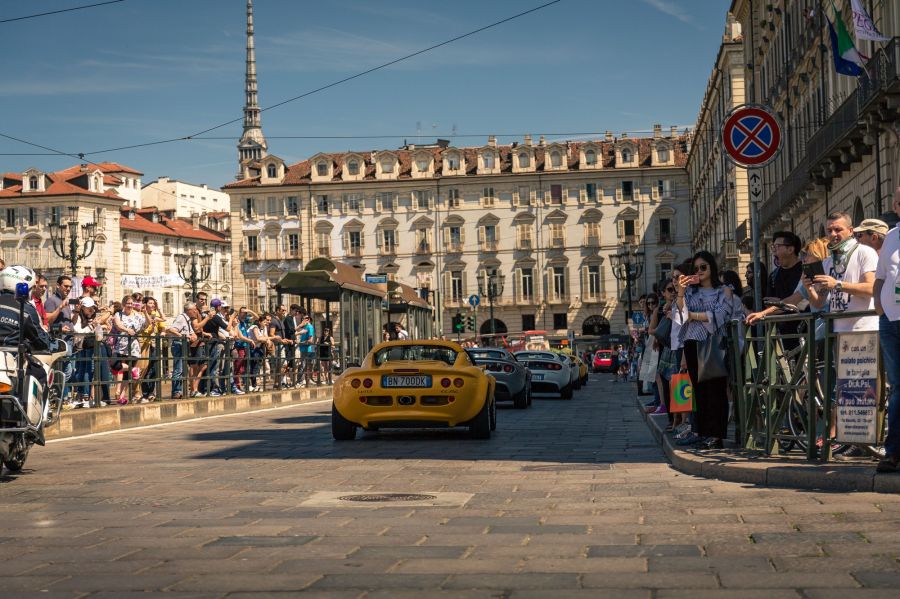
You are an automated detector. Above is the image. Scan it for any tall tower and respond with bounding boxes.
[236,0,267,179]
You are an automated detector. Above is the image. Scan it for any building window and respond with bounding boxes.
[381,158,394,174]
[518,152,530,168]
[621,219,636,239]
[517,223,533,249]
[586,183,597,201]
[29,176,38,190]
[657,147,669,162]
[316,195,329,214]
[448,188,460,208]
[447,153,460,170]
[621,149,632,163]
[288,233,300,256]
[659,262,673,282]
[28,207,37,226]
[518,186,530,206]
[143,253,150,275]
[622,181,633,200]
[451,271,463,301]
[286,196,299,215]
[346,193,361,212]
[550,151,562,167]
[659,218,672,243]
[585,149,597,165]
[483,153,495,169]
[348,160,360,175]
[377,192,396,211]
[552,266,566,299]
[267,196,279,215]
[382,229,396,254]
[585,222,600,246]
[247,235,259,258]
[5,208,15,227]
[553,312,568,330]
[348,231,362,253]
[413,190,431,210]
[588,265,601,296]
[549,223,565,247]
[483,224,497,248]
[244,197,254,218]
[483,187,494,206]
[521,314,536,330]
[521,268,534,300]
[316,232,331,257]
[550,185,562,204]
[415,229,431,253]
[267,163,277,178]
[449,226,462,249]
[415,157,429,172]
[316,162,328,177]
[163,292,173,315]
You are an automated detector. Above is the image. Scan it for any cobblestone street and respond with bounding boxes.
[2,375,900,597]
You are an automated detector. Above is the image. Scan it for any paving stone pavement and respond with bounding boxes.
[1,373,899,597]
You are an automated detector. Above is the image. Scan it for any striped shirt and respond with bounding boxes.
[674,286,732,343]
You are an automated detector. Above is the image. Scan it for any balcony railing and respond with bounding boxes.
[379,244,397,256]
[550,237,565,248]
[316,246,331,258]
[481,240,498,252]
[516,238,533,250]
[446,242,463,253]
[415,243,432,255]
[585,235,600,247]
[346,246,363,257]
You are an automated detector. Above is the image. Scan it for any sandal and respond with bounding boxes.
[117,396,129,405]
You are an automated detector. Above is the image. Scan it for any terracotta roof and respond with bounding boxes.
[92,162,143,175]
[0,162,143,201]
[224,136,689,189]
[119,209,229,243]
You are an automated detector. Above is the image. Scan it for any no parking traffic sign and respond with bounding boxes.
[722,104,782,168]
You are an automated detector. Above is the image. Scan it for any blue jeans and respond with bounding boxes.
[878,315,900,457]
[171,342,186,397]
[207,342,224,392]
[73,349,94,397]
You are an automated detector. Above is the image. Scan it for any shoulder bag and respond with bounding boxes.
[696,294,729,382]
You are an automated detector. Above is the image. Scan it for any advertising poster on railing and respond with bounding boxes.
[835,332,879,444]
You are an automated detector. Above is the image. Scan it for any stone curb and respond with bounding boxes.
[45,386,334,440]
[635,396,900,494]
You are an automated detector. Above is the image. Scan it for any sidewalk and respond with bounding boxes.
[636,396,900,494]
[46,385,333,440]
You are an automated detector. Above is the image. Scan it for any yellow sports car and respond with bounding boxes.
[331,340,497,440]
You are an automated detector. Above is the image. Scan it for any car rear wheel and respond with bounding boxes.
[331,404,357,440]
[513,387,528,409]
[561,384,573,400]
[469,395,492,439]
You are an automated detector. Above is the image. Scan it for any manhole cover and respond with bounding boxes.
[338,493,438,503]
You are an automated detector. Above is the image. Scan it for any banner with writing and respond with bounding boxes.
[121,273,186,289]
[835,331,879,444]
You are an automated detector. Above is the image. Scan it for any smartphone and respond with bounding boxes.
[802,261,825,279]
[68,298,80,306]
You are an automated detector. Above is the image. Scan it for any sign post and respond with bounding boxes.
[722,103,783,313]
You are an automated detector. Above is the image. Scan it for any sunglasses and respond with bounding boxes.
[694,264,710,272]
[853,232,869,239]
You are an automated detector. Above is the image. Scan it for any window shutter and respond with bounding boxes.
[341,194,348,215]
[513,268,521,303]
[542,268,549,301]
[375,194,382,213]
[615,187,623,202]
[581,265,588,298]
[617,220,624,239]
[311,198,318,217]
[411,191,418,211]
[651,184,659,200]
[599,265,606,296]
[459,227,466,245]
[564,267,571,300]
[461,270,468,297]
[664,179,671,195]
[442,227,448,245]
[477,226,484,245]
[341,232,348,251]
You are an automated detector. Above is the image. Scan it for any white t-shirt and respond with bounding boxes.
[822,242,878,332]
[876,227,900,322]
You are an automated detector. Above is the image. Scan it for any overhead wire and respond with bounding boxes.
[0,0,127,24]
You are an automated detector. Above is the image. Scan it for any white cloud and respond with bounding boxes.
[641,0,701,28]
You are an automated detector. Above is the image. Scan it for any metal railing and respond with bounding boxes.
[728,310,885,462]
[58,333,341,408]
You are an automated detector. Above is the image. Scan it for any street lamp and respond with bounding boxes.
[610,243,644,325]
[173,249,212,301]
[48,206,98,276]
[477,270,505,337]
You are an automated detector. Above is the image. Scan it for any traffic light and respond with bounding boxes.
[452,313,464,333]
[466,313,475,332]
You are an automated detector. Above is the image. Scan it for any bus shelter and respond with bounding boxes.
[386,281,434,340]
[275,258,386,365]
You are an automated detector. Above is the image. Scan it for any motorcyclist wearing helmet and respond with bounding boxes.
[0,265,51,352]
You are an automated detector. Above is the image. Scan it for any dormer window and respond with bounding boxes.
[316,162,328,177]
[415,157,428,172]
[621,149,631,163]
[550,151,562,168]
[657,147,669,162]
[381,159,394,174]
[518,152,530,168]
[348,160,359,175]
[267,163,277,178]
[483,153,494,169]
[447,153,460,170]
[29,176,38,190]
[585,149,597,165]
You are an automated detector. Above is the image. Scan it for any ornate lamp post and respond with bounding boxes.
[477,270,505,337]
[48,206,98,276]
[610,243,644,325]
[173,249,212,302]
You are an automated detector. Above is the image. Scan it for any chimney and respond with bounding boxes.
[487,135,496,147]
[191,213,200,230]
[670,125,678,138]
[605,131,613,141]
[538,135,545,146]
[621,132,628,139]
[157,176,169,184]
[80,164,89,172]
[524,134,532,146]
[653,124,662,138]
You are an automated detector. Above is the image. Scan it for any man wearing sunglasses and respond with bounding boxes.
[854,219,889,254]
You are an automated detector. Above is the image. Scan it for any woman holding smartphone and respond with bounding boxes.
[674,251,732,450]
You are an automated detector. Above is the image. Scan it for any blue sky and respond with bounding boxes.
[1,0,731,188]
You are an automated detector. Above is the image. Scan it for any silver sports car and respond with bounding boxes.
[467,348,532,409]
[513,350,573,399]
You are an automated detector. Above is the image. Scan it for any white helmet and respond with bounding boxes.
[0,265,37,294]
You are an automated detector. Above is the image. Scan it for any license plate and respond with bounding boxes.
[382,375,432,388]
[532,374,544,381]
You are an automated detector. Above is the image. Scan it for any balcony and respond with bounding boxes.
[658,234,672,246]
[316,246,331,258]
[379,244,397,256]
[585,235,600,247]
[246,250,261,261]
[550,237,565,249]
[516,238,533,251]
[481,240,498,252]
[446,242,463,253]
[546,293,569,305]
[346,246,363,258]
[415,242,432,255]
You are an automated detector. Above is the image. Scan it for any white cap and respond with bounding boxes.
[80,297,96,308]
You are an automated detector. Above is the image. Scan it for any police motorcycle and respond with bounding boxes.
[0,267,68,474]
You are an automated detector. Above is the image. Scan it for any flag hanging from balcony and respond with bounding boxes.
[850,0,890,42]
[827,2,866,77]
